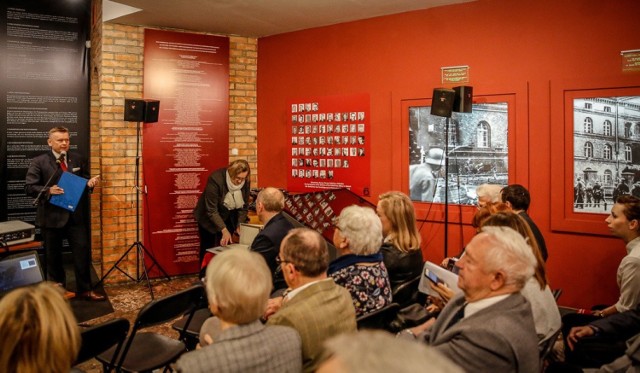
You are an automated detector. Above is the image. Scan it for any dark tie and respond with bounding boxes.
[59,154,67,171]
[445,303,467,330]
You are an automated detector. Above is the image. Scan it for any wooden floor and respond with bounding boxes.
[75,274,200,372]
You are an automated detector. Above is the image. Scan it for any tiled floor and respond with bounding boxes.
[75,274,199,372]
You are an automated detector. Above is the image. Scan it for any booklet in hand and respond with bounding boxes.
[49,171,88,212]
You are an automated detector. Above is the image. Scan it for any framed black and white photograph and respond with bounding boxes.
[408,102,509,205]
[572,96,640,213]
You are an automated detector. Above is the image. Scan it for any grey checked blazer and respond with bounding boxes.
[175,320,302,373]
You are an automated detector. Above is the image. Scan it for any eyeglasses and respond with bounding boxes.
[276,256,291,266]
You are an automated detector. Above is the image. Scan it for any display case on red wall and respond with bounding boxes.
[282,188,376,260]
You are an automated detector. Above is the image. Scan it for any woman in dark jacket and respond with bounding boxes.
[376,191,423,288]
[193,160,250,269]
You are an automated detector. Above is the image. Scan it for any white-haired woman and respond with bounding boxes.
[329,205,392,316]
[176,248,302,372]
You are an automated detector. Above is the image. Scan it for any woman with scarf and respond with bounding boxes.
[194,160,250,275]
[329,205,392,317]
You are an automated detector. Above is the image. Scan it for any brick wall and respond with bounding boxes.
[90,11,258,281]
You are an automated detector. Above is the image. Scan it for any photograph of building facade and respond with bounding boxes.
[573,97,640,213]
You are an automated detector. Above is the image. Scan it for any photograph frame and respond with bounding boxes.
[550,77,640,235]
[395,85,527,225]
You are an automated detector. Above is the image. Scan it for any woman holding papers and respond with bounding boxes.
[193,160,251,274]
[376,191,423,287]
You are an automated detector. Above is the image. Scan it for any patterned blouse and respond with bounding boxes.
[328,253,393,316]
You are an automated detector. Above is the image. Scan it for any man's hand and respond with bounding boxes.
[567,325,596,350]
[430,282,454,303]
[49,185,64,195]
[87,175,100,188]
[264,296,284,320]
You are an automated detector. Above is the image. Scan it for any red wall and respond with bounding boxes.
[257,0,640,308]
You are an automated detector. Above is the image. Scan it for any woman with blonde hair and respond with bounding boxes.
[0,282,80,373]
[376,191,423,287]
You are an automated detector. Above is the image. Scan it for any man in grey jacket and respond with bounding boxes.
[401,226,539,373]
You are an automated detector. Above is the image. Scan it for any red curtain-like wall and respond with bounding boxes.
[256,0,640,308]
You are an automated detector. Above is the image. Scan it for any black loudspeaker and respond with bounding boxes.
[124,99,160,123]
[124,99,145,122]
[431,88,455,117]
[143,100,160,123]
[453,86,473,113]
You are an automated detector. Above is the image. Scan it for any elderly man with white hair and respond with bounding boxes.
[401,226,540,373]
[475,183,504,208]
[328,205,392,316]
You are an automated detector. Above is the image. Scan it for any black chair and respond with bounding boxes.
[97,283,205,372]
[74,317,130,372]
[392,275,421,308]
[539,327,562,368]
[552,288,563,302]
[356,302,401,331]
[171,307,213,350]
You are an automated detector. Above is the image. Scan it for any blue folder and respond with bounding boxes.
[49,171,88,212]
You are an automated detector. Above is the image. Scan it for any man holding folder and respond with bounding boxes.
[25,126,103,301]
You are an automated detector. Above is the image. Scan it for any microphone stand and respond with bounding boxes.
[33,158,62,206]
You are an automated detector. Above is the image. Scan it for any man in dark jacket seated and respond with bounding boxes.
[251,187,294,291]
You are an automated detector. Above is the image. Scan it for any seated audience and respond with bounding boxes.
[250,187,294,290]
[402,226,540,373]
[318,330,463,373]
[501,184,548,261]
[176,248,302,373]
[329,205,393,316]
[561,194,640,368]
[439,202,510,270]
[481,212,561,345]
[565,303,640,370]
[0,282,80,373]
[430,209,560,346]
[376,191,424,288]
[266,228,357,373]
[475,183,504,208]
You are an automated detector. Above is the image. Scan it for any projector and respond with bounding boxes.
[0,221,36,246]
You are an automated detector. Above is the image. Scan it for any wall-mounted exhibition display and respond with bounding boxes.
[141,29,230,276]
[1,0,91,226]
[287,93,371,197]
[572,96,640,214]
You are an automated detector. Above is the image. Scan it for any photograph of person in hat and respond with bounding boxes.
[409,147,444,202]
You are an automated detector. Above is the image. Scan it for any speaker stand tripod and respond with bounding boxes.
[95,121,170,299]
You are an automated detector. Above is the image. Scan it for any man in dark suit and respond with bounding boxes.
[251,187,294,290]
[266,228,357,373]
[402,226,539,373]
[565,303,640,368]
[501,184,549,261]
[25,127,104,301]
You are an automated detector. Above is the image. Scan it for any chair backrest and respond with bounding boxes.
[357,302,401,331]
[117,283,205,369]
[134,283,205,331]
[552,288,563,302]
[392,275,421,307]
[75,317,130,369]
[539,327,562,366]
